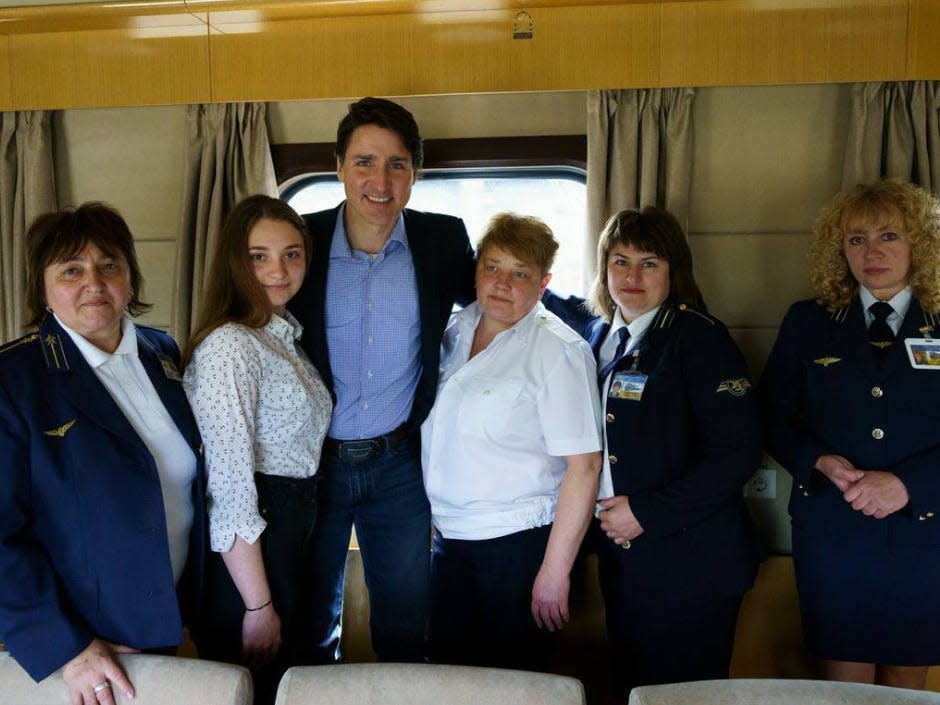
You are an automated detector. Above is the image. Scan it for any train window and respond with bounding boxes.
[273,135,588,296]
[282,167,587,295]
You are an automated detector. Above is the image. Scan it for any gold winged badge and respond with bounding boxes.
[43,419,77,437]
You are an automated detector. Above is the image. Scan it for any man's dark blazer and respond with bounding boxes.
[585,304,762,603]
[291,204,476,433]
[0,316,207,681]
[760,296,940,545]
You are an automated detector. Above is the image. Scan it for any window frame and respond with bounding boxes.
[272,134,587,185]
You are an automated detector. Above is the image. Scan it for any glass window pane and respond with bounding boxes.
[285,170,587,296]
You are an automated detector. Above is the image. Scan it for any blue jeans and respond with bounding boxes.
[308,435,430,663]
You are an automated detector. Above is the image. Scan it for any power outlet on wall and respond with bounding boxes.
[744,467,777,499]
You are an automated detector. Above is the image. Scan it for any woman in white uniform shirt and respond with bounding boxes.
[183,195,332,705]
[421,213,602,671]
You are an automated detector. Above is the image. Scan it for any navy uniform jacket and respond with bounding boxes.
[586,304,762,601]
[760,297,940,544]
[289,205,476,433]
[0,316,207,681]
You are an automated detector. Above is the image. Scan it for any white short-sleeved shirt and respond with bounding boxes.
[421,301,602,541]
[183,313,332,552]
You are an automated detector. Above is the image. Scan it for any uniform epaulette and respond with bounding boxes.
[0,332,39,356]
[676,303,715,325]
[534,311,582,344]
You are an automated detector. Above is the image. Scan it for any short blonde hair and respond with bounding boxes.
[811,179,940,312]
[476,212,558,276]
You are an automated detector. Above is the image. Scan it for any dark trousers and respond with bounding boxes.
[429,524,553,672]
[197,473,319,705]
[306,436,430,663]
[596,536,743,698]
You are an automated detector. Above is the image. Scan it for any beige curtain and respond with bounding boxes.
[842,81,940,194]
[173,103,277,341]
[585,88,695,286]
[0,111,56,343]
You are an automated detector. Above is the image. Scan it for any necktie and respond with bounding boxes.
[599,327,630,383]
[868,301,895,360]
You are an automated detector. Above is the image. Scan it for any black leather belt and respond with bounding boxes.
[323,424,411,461]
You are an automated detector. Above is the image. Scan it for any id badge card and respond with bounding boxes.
[905,338,940,370]
[609,370,648,400]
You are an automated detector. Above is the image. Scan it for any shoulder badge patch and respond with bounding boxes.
[813,356,842,367]
[43,419,77,438]
[0,333,38,356]
[716,378,751,396]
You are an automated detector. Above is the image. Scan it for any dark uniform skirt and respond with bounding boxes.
[792,520,940,665]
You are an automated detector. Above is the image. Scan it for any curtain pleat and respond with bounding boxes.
[0,111,56,343]
[842,81,940,195]
[585,89,695,289]
[173,103,277,342]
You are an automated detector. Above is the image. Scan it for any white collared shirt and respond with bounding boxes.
[859,286,912,335]
[184,313,332,552]
[57,315,196,583]
[597,305,662,502]
[421,301,602,541]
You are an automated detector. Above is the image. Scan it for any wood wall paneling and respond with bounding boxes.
[9,23,211,110]
[661,0,908,87]
[209,4,659,101]
[505,5,659,91]
[0,36,12,110]
[209,14,417,101]
[908,0,940,79]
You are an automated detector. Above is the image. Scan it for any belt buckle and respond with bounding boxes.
[338,438,382,462]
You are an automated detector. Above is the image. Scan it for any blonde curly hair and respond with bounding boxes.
[811,179,940,312]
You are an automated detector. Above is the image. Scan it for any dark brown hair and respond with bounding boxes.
[25,201,150,327]
[589,207,706,321]
[335,97,424,170]
[182,195,310,367]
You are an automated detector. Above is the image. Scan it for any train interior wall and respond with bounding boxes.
[49,85,940,691]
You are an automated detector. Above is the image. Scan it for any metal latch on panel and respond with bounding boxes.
[513,11,533,40]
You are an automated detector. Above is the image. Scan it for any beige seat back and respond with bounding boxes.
[275,663,585,705]
[0,652,252,705]
[628,678,940,704]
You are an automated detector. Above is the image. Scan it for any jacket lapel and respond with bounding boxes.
[830,298,878,379]
[136,333,200,453]
[880,297,932,380]
[42,318,142,445]
[586,318,610,360]
[404,210,440,362]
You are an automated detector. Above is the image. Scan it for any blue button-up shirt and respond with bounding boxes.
[325,206,421,439]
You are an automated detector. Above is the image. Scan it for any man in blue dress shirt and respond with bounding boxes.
[290,97,476,663]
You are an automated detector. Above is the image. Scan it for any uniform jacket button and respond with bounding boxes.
[871,386,883,398]
[871,428,884,440]
[606,412,615,423]
[609,454,618,464]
